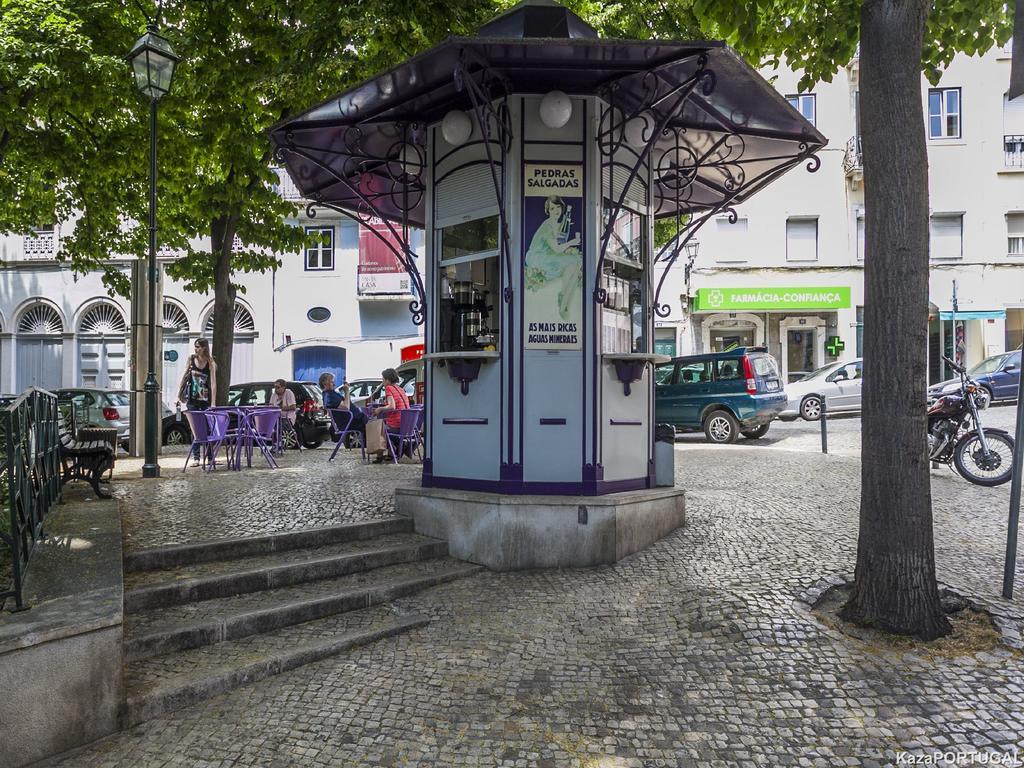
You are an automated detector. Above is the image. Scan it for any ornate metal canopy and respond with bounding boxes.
[269,0,826,322]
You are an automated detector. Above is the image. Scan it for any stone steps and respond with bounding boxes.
[124,533,448,611]
[124,516,414,572]
[121,521,479,725]
[125,558,477,662]
[123,605,428,727]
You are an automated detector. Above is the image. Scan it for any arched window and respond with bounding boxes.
[204,303,256,334]
[79,303,127,335]
[18,304,63,335]
[77,303,126,388]
[162,301,190,334]
[16,303,63,391]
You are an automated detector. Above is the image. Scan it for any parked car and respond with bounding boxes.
[927,349,1020,406]
[654,347,787,443]
[226,380,332,449]
[56,388,179,450]
[348,363,419,408]
[778,358,863,421]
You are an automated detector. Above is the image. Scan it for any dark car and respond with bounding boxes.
[226,380,332,449]
[654,347,787,443]
[928,349,1020,406]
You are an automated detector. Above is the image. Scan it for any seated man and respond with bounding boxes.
[319,372,366,439]
[269,379,299,446]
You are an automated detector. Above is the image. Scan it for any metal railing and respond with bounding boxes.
[1005,135,1024,168]
[843,135,863,175]
[0,389,63,611]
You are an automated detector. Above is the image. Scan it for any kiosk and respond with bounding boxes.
[272,0,825,569]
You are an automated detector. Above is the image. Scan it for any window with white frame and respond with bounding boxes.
[786,217,818,262]
[928,88,961,139]
[929,214,963,259]
[786,94,816,126]
[713,216,748,262]
[1007,213,1024,256]
[856,212,865,261]
[304,226,334,270]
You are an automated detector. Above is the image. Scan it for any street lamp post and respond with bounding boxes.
[128,24,178,479]
[683,239,700,354]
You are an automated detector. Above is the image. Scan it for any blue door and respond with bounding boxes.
[293,346,345,386]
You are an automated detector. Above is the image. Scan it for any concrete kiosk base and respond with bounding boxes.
[395,485,685,570]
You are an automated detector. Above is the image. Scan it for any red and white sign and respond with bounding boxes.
[358,220,411,295]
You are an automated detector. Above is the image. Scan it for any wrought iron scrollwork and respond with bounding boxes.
[454,55,514,304]
[594,52,712,305]
[277,128,428,325]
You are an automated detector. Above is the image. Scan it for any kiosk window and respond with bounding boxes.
[601,203,647,353]
[441,215,499,262]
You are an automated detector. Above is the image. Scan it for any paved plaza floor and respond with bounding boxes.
[57,416,1024,767]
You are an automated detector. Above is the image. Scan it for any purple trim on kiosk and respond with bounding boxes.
[539,417,567,425]
[442,418,489,425]
[422,473,650,496]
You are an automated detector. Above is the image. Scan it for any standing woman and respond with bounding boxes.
[176,338,217,465]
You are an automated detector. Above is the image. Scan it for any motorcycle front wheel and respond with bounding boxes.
[953,431,1015,486]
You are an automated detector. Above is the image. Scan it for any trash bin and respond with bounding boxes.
[654,423,676,487]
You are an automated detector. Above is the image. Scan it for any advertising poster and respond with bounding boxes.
[358,219,410,295]
[523,163,584,349]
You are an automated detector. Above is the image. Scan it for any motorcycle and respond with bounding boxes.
[927,355,1015,486]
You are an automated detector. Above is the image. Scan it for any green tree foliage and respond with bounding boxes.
[683,0,1011,638]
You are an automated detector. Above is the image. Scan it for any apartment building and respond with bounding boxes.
[655,45,1024,384]
[0,173,423,398]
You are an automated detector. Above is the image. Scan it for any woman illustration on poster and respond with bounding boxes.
[525,195,582,320]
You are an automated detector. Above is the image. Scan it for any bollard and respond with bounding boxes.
[819,398,828,454]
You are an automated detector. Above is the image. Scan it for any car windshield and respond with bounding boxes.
[799,362,843,381]
[968,354,1009,376]
[105,392,130,406]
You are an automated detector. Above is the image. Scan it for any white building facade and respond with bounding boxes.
[0,177,424,398]
[654,46,1024,383]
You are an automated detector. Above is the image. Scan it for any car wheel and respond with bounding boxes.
[163,423,191,446]
[301,436,324,450]
[740,423,770,439]
[800,395,822,421]
[703,410,739,444]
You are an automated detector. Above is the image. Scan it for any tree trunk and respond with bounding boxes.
[210,215,237,406]
[839,0,951,639]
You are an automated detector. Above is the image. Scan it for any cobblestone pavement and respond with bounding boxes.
[59,418,1024,767]
[113,448,420,553]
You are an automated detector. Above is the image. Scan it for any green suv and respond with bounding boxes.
[654,347,787,443]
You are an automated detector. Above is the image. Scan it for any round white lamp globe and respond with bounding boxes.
[398,143,423,176]
[441,110,473,146]
[539,90,572,129]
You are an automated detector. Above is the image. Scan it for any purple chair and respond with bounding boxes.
[327,408,365,462]
[248,409,281,468]
[386,408,423,464]
[182,411,234,472]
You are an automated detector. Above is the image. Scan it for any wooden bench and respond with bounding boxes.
[58,426,115,499]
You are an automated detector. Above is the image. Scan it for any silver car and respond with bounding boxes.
[56,388,132,444]
[777,359,863,421]
[56,388,174,449]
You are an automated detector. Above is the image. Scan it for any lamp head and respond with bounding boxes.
[128,24,178,100]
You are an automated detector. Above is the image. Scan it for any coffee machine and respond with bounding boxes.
[444,280,493,350]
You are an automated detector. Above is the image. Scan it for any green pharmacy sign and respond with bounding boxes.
[694,286,851,312]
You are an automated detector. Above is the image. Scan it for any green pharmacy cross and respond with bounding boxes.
[826,336,845,356]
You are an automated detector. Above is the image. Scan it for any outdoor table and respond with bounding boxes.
[206,406,280,470]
